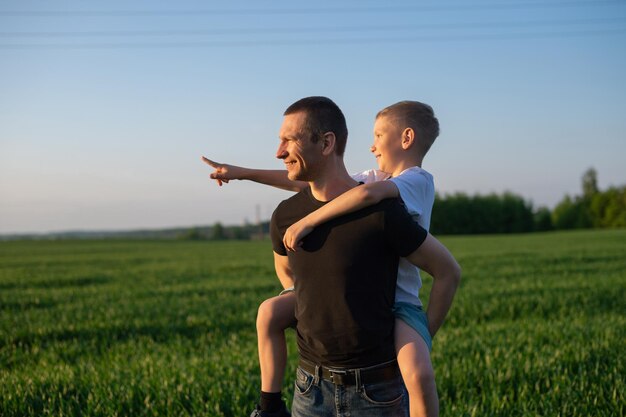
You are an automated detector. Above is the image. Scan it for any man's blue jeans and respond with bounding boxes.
[291,366,409,416]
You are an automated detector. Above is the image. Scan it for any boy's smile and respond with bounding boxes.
[371,116,404,175]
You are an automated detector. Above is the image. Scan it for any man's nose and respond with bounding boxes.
[370,145,376,153]
[276,143,288,159]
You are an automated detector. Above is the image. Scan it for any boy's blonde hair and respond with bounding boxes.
[376,101,439,157]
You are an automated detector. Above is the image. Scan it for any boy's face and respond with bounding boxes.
[371,115,404,174]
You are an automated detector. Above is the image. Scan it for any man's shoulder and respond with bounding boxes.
[271,187,318,229]
[378,196,409,211]
[271,188,315,252]
[366,197,427,247]
[358,196,407,217]
[275,187,311,212]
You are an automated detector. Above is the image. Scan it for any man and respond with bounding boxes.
[268,96,460,416]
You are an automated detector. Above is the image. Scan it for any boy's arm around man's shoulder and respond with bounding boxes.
[281,181,400,251]
[404,234,461,337]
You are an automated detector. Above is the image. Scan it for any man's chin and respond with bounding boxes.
[287,171,301,181]
[288,171,310,182]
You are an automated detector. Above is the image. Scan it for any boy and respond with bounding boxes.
[204,101,451,417]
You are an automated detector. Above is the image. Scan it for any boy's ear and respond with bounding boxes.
[321,132,336,156]
[401,128,415,150]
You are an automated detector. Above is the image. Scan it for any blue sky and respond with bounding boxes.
[1,0,625,234]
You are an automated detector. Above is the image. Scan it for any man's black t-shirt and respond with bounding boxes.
[270,186,428,368]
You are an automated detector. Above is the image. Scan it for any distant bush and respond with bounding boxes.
[431,192,534,235]
[551,195,592,229]
[177,227,206,240]
[552,168,625,230]
[211,222,227,240]
[533,207,553,232]
[590,186,626,228]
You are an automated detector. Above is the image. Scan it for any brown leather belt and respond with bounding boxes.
[298,358,401,386]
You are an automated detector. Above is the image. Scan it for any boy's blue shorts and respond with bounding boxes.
[392,302,433,352]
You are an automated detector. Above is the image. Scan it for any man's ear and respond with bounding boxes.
[321,132,336,156]
[401,128,415,150]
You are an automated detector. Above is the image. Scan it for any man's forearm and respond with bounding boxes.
[239,169,304,192]
[202,157,307,192]
[296,181,398,228]
[405,234,461,337]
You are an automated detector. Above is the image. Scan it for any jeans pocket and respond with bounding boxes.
[294,367,315,396]
[360,379,405,406]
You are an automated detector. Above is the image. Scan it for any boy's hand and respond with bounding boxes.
[283,219,314,252]
[201,156,243,186]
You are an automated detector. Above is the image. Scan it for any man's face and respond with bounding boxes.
[371,115,403,174]
[277,112,322,181]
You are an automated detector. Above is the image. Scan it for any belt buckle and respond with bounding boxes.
[328,368,348,385]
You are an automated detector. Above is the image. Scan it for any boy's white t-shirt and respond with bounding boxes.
[351,167,435,307]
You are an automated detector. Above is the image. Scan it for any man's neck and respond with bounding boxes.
[308,159,358,202]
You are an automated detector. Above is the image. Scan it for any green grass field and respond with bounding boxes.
[1,229,625,416]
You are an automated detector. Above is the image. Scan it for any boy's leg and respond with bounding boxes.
[256,292,296,400]
[395,318,439,417]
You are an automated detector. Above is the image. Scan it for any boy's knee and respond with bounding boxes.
[256,298,283,333]
[256,299,273,328]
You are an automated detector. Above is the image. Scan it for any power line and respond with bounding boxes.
[0,1,624,17]
[1,17,623,38]
[0,27,624,49]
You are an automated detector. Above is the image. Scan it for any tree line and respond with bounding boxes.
[177,221,270,241]
[431,168,625,235]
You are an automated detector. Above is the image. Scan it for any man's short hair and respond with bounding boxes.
[284,96,348,156]
[376,101,440,157]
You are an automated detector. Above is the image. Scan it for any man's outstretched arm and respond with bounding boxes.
[404,234,461,338]
[201,156,307,192]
